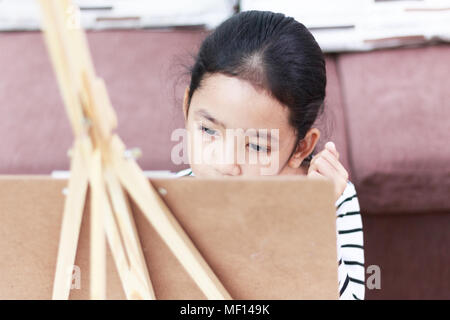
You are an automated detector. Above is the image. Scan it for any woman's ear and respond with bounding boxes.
[288,128,320,168]
[182,86,189,122]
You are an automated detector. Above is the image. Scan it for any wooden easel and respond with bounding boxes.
[38,0,231,300]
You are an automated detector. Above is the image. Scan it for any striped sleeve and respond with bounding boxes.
[335,181,365,300]
[175,168,194,177]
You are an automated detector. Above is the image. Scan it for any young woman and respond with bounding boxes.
[175,10,365,300]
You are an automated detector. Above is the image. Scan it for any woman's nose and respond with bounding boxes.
[214,138,242,176]
[215,162,241,176]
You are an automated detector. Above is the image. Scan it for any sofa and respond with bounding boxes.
[0,29,448,299]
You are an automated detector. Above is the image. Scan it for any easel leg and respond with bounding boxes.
[89,150,106,299]
[52,143,88,300]
[104,167,156,299]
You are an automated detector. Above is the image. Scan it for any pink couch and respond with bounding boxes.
[0,30,449,299]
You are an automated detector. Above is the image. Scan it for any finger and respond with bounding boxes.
[309,150,331,174]
[325,141,339,159]
[307,154,322,175]
[309,155,346,201]
[310,145,336,168]
[307,159,317,175]
[313,156,338,178]
[309,149,325,167]
[320,149,349,181]
[307,169,326,180]
[307,159,321,178]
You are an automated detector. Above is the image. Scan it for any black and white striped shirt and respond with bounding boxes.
[175,168,365,300]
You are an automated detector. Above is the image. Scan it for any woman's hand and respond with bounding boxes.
[307,141,349,202]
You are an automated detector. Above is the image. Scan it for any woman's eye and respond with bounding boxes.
[248,143,268,153]
[200,125,217,136]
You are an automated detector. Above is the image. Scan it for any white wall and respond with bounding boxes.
[0,0,236,31]
[241,0,450,52]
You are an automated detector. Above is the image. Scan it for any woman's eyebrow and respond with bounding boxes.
[195,109,226,128]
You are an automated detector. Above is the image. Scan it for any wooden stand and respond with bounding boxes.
[38,0,230,300]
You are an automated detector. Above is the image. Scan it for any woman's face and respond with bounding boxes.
[183,73,316,177]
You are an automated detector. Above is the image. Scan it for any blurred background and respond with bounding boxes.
[0,0,449,299]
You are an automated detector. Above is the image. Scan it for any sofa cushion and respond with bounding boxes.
[337,45,450,213]
[363,211,450,299]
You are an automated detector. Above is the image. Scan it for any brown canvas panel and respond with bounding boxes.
[0,176,338,299]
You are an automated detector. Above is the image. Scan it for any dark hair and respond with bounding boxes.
[187,10,326,163]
